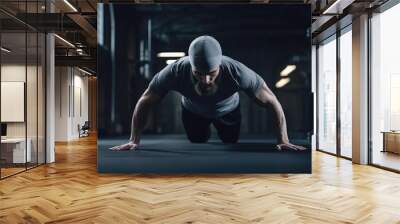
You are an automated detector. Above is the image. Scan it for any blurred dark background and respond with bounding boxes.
[98,4,312,141]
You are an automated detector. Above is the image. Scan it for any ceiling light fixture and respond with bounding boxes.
[166,59,177,65]
[1,47,11,53]
[322,0,353,15]
[63,0,78,12]
[157,52,185,58]
[54,34,75,48]
[78,67,93,76]
[280,65,296,77]
[275,78,290,88]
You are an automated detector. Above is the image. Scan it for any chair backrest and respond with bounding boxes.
[82,121,90,129]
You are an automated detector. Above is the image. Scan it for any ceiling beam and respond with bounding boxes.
[66,13,97,46]
[55,55,96,69]
[52,0,97,47]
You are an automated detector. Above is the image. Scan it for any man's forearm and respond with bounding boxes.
[129,98,152,144]
[269,100,289,144]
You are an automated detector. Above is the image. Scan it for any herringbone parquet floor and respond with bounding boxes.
[1,135,400,224]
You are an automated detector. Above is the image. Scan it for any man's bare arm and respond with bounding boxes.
[110,88,162,151]
[130,88,163,144]
[253,81,306,151]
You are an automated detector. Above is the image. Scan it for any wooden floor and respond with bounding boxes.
[1,163,44,178]
[1,167,26,178]
[372,150,400,171]
[1,135,400,224]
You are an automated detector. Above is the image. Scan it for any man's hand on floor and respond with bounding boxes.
[110,141,139,151]
[276,142,306,151]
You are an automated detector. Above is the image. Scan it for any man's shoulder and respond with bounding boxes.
[161,56,190,77]
[221,55,237,64]
[221,56,246,74]
[174,56,191,69]
[220,56,244,70]
[220,56,260,83]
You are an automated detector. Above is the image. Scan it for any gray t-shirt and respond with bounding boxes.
[148,56,264,118]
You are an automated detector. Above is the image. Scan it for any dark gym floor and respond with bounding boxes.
[98,135,311,173]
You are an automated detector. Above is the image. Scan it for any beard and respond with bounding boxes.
[190,71,220,96]
[191,75,218,96]
[194,82,218,96]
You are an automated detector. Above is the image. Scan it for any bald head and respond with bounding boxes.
[188,36,222,73]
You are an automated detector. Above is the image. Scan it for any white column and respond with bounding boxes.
[45,1,55,163]
[46,33,55,163]
[352,14,369,164]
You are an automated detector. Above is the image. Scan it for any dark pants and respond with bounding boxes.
[181,105,241,143]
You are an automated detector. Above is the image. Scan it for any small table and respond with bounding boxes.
[1,138,31,163]
[381,131,400,154]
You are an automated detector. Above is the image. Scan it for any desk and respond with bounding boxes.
[1,138,31,163]
[382,131,400,154]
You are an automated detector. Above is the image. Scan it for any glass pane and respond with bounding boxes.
[318,37,337,154]
[371,4,400,171]
[340,29,352,158]
[0,1,46,178]
[38,33,45,165]
[1,31,27,177]
[27,31,38,169]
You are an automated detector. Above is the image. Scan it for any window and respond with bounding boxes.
[370,2,400,171]
[317,36,337,154]
[339,28,352,158]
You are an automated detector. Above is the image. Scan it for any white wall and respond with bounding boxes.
[72,73,89,138]
[55,66,69,141]
[55,67,89,141]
